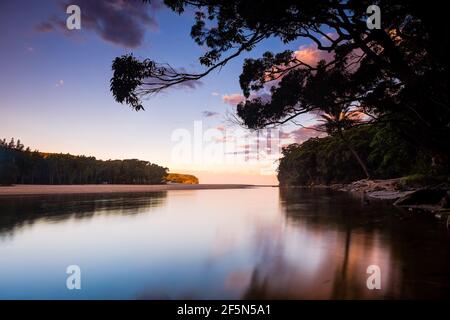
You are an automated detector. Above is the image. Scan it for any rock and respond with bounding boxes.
[434,210,450,220]
[439,193,450,209]
[345,178,403,193]
[367,190,413,200]
[394,186,448,206]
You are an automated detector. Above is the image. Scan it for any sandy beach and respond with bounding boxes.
[0,184,257,196]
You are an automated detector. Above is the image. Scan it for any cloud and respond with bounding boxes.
[293,44,335,67]
[222,92,272,107]
[35,21,54,33]
[202,111,219,118]
[215,125,226,132]
[279,131,291,139]
[211,92,220,96]
[222,93,245,106]
[294,39,363,72]
[55,79,64,87]
[288,126,325,143]
[262,42,336,84]
[36,0,161,48]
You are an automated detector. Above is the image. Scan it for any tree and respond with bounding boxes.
[0,162,18,186]
[318,107,371,179]
[277,124,428,186]
[0,138,169,185]
[111,0,449,167]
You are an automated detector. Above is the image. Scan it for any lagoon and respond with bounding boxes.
[0,187,449,299]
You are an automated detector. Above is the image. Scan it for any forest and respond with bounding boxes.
[277,124,444,186]
[0,138,168,185]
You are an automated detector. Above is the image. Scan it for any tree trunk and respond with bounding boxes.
[338,130,371,180]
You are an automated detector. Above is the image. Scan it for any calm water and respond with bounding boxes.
[0,187,449,299]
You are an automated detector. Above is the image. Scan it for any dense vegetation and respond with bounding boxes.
[111,1,449,186]
[165,173,199,184]
[0,138,168,186]
[277,124,439,186]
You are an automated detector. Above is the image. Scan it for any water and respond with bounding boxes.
[0,187,449,299]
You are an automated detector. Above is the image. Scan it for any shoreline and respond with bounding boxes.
[282,178,428,201]
[283,179,450,224]
[0,184,263,196]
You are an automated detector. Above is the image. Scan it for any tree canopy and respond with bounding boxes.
[277,124,432,185]
[0,138,168,185]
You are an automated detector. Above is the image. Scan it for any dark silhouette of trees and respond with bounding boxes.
[111,0,449,171]
[0,138,168,186]
[318,107,371,179]
[277,124,430,186]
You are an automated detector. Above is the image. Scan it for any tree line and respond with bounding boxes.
[277,124,442,186]
[0,138,168,186]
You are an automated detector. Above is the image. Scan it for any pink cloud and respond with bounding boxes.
[295,36,364,72]
[222,92,271,106]
[222,93,245,106]
[288,126,325,143]
[260,43,336,85]
[279,131,291,139]
[293,44,335,67]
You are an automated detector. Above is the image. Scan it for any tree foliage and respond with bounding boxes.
[0,138,168,186]
[278,124,432,185]
[165,173,199,184]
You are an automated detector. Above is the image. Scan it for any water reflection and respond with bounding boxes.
[0,188,448,299]
[239,188,450,299]
[0,192,167,236]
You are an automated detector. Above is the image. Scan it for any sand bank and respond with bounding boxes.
[0,184,255,196]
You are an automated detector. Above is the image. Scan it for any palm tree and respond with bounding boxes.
[318,106,371,179]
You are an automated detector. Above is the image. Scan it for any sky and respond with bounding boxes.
[0,0,324,184]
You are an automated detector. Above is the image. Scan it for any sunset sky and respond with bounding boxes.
[0,0,324,184]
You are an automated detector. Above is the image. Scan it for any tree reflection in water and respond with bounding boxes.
[239,188,450,299]
[0,192,167,236]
